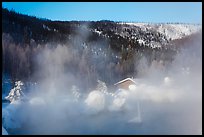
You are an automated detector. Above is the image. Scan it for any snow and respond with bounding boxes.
[85,90,105,114]
[96,80,108,94]
[1,77,199,134]
[120,22,201,40]
[5,81,25,103]
[137,39,145,45]
[43,24,51,31]
[157,24,201,40]
[2,126,8,135]
[109,89,128,111]
[71,85,81,102]
[110,97,126,111]
[2,101,22,130]
[2,81,28,132]
[93,29,102,35]
[53,28,58,32]
[114,78,136,86]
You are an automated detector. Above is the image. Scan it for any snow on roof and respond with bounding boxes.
[114,78,136,86]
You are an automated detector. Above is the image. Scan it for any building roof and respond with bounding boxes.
[114,78,136,86]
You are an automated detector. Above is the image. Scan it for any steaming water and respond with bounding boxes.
[2,68,202,135]
[2,32,202,135]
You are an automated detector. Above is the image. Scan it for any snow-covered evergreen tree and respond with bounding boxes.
[5,81,25,103]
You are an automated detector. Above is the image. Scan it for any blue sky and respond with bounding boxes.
[2,2,202,24]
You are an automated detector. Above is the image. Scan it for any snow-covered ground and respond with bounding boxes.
[2,66,201,134]
[2,126,8,135]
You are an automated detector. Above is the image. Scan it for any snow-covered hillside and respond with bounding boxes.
[120,22,201,41]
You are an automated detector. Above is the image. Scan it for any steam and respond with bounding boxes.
[2,27,202,135]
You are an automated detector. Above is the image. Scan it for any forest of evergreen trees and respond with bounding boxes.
[2,7,189,90]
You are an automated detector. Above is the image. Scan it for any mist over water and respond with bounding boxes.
[3,28,202,135]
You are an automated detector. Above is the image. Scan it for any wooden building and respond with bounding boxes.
[114,78,136,90]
